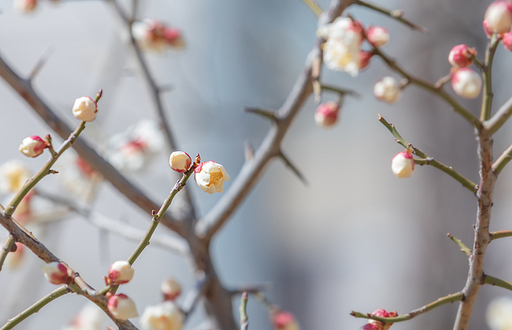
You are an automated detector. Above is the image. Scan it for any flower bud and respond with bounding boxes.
[72,97,97,122]
[108,261,134,285]
[194,161,230,194]
[391,151,415,178]
[41,261,71,284]
[358,51,373,70]
[169,151,192,173]
[452,68,482,99]
[374,77,401,104]
[107,294,139,320]
[140,301,184,330]
[363,309,398,330]
[366,26,389,47]
[19,136,46,158]
[161,278,182,301]
[503,31,512,50]
[13,0,37,13]
[484,1,512,34]
[314,102,339,128]
[273,311,300,330]
[448,44,477,68]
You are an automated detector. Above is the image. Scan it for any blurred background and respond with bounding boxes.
[1,0,512,329]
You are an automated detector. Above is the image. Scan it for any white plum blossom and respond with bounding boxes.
[194,161,230,194]
[0,161,31,194]
[374,77,401,104]
[106,119,165,172]
[452,68,482,99]
[72,97,97,122]
[19,136,46,158]
[107,294,138,320]
[318,17,363,77]
[487,297,512,330]
[62,303,105,330]
[53,150,100,199]
[140,301,184,330]
[108,261,134,285]
[391,151,415,178]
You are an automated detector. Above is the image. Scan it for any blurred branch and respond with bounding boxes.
[28,47,54,82]
[485,96,512,135]
[239,292,249,330]
[0,51,187,236]
[320,84,360,97]
[300,0,323,18]
[354,0,427,32]
[182,273,210,317]
[0,235,15,272]
[379,115,478,193]
[493,143,512,175]
[279,151,308,186]
[350,292,463,324]
[197,0,357,241]
[481,34,500,121]
[447,233,471,257]
[107,0,197,222]
[490,230,512,241]
[0,285,71,330]
[483,274,512,291]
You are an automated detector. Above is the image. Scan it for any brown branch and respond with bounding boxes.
[196,0,357,241]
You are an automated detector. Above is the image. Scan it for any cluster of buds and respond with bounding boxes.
[272,311,300,330]
[362,309,397,330]
[72,96,98,122]
[107,294,139,321]
[315,101,340,128]
[41,262,72,284]
[446,44,482,99]
[132,20,185,52]
[374,77,401,104]
[391,150,415,178]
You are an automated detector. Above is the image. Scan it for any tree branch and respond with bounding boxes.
[492,142,512,175]
[483,274,512,292]
[354,0,427,32]
[490,230,512,241]
[480,35,500,121]
[447,233,471,257]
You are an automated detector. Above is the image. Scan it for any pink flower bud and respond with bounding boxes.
[107,294,139,320]
[374,77,401,104]
[169,151,192,173]
[19,136,46,158]
[41,261,71,284]
[391,151,415,178]
[273,311,300,330]
[366,26,390,47]
[365,309,398,330]
[448,44,477,68]
[452,68,482,99]
[161,278,182,301]
[358,51,373,70]
[141,301,184,330]
[194,161,230,194]
[13,0,37,13]
[484,1,512,35]
[108,261,134,285]
[72,96,97,122]
[314,102,339,128]
[503,31,512,50]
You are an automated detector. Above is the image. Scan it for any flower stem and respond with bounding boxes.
[481,34,500,121]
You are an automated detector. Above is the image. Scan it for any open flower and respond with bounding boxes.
[391,151,415,178]
[452,68,482,99]
[108,294,139,320]
[0,161,31,194]
[318,17,363,77]
[72,97,97,122]
[108,261,134,285]
[106,119,164,172]
[140,301,184,330]
[19,136,46,158]
[132,20,185,52]
[42,262,71,284]
[374,77,401,104]
[194,161,230,194]
[161,278,182,301]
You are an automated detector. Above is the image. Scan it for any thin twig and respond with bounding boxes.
[0,285,71,330]
[239,292,249,330]
[379,115,478,193]
[244,107,277,121]
[182,273,211,317]
[28,47,55,82]
[480,34,500,121]
[484,95,512,135]
[0,235,15,271]
[492,142,512,175]
[447,233,471,257]
[483,274,512,291]
[354,0,427,32]
[320,84,360,97]
[350,292,463,324]
[490,230,512,241]
[300,0,323,17]
[279,151,308,186]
